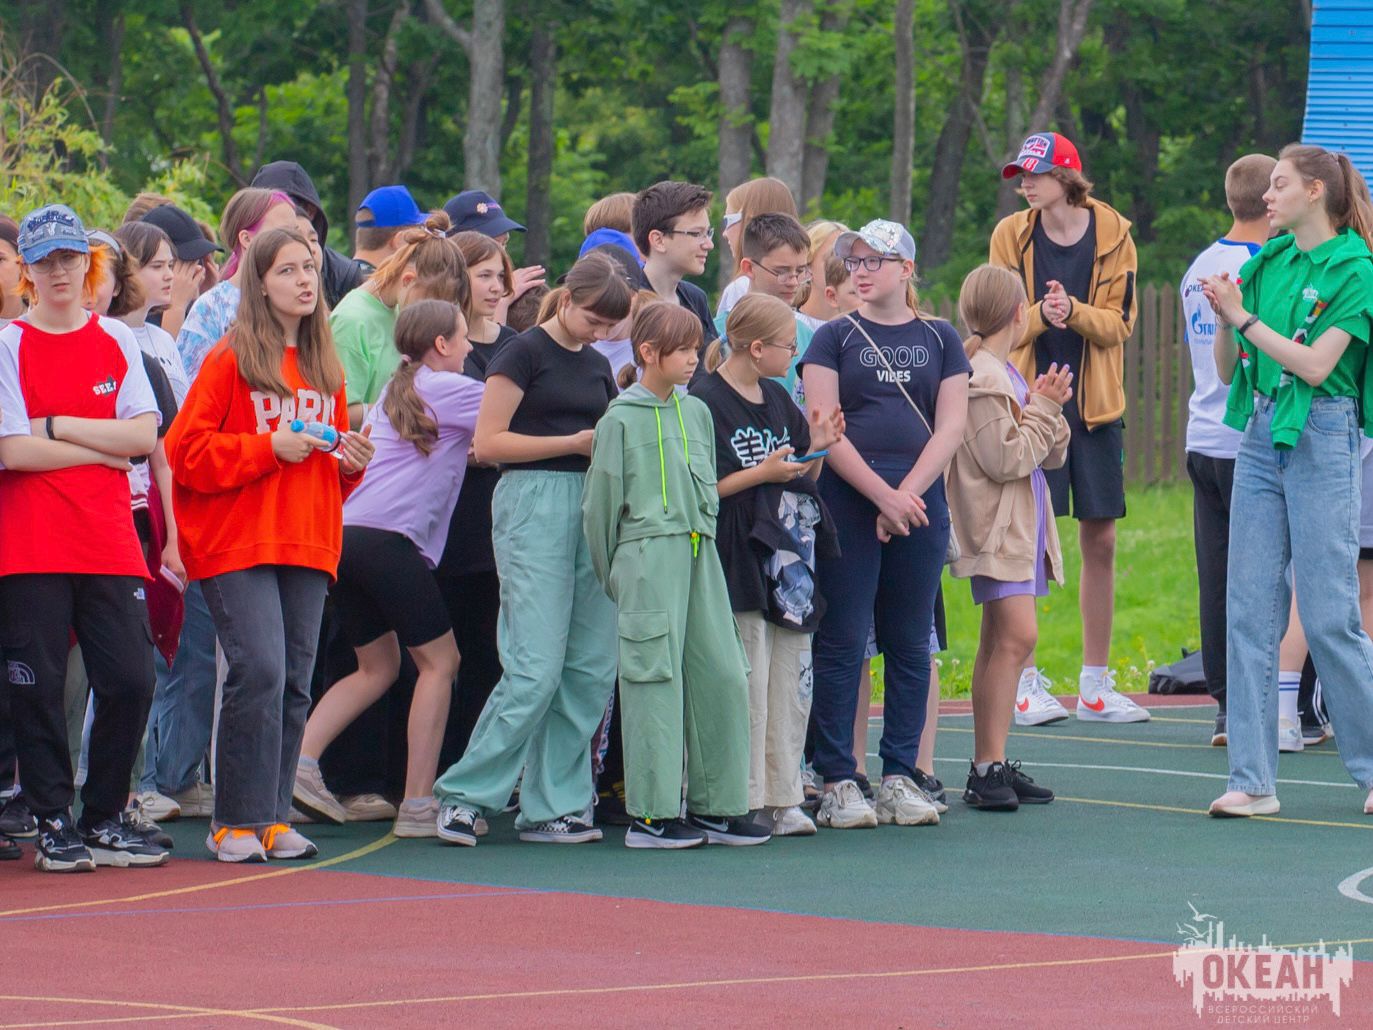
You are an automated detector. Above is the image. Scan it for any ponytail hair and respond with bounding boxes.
[1279,143,1373,251]
[369,211,470,310]
[383,299,465,456]
[709,293,796,372]
[537,251,635,326]
[904,279,934,319]
[619,300,702,389]
[957,264,1026,357]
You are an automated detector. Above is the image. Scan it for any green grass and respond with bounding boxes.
[874,483,1199,699]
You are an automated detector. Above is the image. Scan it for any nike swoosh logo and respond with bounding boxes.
[693,818,730,832]
[1016,698,1031,712]
[1081,696,1106,712]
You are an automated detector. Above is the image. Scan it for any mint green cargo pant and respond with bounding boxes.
[607,534,751,820]
[434,471,617,825]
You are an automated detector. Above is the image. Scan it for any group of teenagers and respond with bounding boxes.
[2,130,1372,875]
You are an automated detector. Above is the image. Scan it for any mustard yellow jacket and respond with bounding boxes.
[988,197,1138,430]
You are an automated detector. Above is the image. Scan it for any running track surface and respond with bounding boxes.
[5,694,1372,1028]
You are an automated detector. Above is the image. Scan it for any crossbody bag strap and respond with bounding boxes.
[843,313,935,437]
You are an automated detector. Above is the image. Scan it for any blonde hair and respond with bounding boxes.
[583,192,636,236]
[231,228,344,398]
[1279,143,1373,251]
[706,293,796,372]
[383,300,464,456]
[724,177,799,275]
[957,264,1026,357]
[369,211,470,310]
[795,218,847,307]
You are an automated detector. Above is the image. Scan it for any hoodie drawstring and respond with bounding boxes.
[652,394,700,558]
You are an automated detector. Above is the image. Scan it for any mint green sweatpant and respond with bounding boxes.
[433,471,617,824]
[607,534,751,820]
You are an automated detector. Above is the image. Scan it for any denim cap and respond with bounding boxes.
[832,219,916,262]
[18,204,90,263]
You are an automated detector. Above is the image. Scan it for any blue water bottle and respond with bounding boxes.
[289,419,340,455]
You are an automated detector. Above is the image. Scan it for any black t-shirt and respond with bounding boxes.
[1031,209,1096,412]
[677,281,718,346]
[132,352,177,468]
[799,314,970,467]
[690,371,810,612]
[441,323,519,578]
[484,326,616,473]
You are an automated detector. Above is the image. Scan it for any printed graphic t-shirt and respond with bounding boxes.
[0,314,159,577]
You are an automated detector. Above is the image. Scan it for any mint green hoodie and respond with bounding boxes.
[582,383,720,587]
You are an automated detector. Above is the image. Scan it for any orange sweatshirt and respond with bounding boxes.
[164,340,361,582]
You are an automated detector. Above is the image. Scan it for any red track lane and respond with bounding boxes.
[5,867,1365,1028]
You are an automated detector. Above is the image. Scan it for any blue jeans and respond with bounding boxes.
[1227,396,1373,794]
[810,465,948,783]
[139,582,217,794]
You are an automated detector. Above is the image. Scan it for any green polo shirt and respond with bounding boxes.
[330,287,398,405]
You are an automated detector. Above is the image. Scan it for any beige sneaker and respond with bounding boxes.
[261,823,318,859]
[874,775,940,826]
[292,761,346,825]
[393,798,439,838]
[341,793,397,822]
[206,826,266,863]
[815,780,878,829]
[767,805,817,836]
[171,781,214,819]
[134,790,181,822]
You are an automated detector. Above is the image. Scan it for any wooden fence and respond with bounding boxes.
[927,283,1189,485]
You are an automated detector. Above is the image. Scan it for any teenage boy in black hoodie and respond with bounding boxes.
[251,161,364,307]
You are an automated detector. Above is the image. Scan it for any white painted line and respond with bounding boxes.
[1337,867,1373,906]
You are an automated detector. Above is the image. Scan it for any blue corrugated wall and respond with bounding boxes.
[1303,0,1373,181]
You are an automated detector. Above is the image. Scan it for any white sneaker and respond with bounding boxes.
[341,793,398,822]
[261,823,318,859]
[206,827,267,863]
[1076,671,1150,723]
[393,798,439,838]
[767,805,817,836]
[815,780,878,829]
[134,790,181,822]
[291,761,346,825]
[171,781,215,818]
[873,775,940,826]
[1278,718,1304,753]
[1015,670,1070,726]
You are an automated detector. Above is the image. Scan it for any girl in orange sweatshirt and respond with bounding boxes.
[165,228,375,863]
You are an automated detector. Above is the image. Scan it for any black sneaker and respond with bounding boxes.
[1006,761,1054,804]
[0,835,19,861]
[852,772,875,801]
[913,769,948,812]
[78,813,171,867]
[518,814,603,844]
[125,805,175,851]
[1211,711,1227,747]
[624,817,707,849]
[35,811,96,873]
[595,779,632,826]
[437,803,479,846]
[684,812,772,846]
[962,762,1019,812]
[502,788,520,814]
[0,791,38,839]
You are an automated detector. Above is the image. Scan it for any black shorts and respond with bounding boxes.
[1043,408,1126,521]
[332,526,452,649]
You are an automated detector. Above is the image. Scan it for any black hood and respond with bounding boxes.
[251,161,329,241]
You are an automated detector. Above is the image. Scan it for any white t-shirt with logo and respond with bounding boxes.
[1180,238,1260,459]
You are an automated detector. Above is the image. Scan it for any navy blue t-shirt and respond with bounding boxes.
[799,314,970,466]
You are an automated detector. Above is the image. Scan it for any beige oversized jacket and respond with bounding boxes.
[947,348,1070,586]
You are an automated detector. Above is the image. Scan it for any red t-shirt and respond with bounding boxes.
[0,314,159,578]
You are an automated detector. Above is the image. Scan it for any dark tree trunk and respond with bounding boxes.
[97,3,125,156]
[424,0,506,194]
[889,0,915,224]
[524,21,556,268]
[346,0,371,224]
[766,0,811,204]
[717,15,754,290]
[180,2,247,185]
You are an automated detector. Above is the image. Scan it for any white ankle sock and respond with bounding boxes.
[298,755,320,770]
[973,761,993,776]
[1278,671,1301,724]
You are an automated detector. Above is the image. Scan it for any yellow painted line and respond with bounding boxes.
[0,833,396,919]
[1056,795,1373,831]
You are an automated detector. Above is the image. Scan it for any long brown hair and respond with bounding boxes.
[100,238,147,318]
[706,292,796,372]
[957,265,1026,358]
[617,300,702,389]
[536,251,635,325]
[1279,143,1373,251]
[220,188,294,278]
[369,210,470,310]
[724,177,799,275]
[231,228,344,398]
[383,299,464,456]
[452,230,513,323]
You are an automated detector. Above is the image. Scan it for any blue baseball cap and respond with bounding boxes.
[443,190,524,237]
[579,228,643,265]
[18,204,90,264]
[356,185,426,229]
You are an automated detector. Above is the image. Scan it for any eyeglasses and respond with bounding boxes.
[29,251,87,273]
[843,255,904,273]
[662,227,715,242]
[764,339,799,354]
[754,262,812,286]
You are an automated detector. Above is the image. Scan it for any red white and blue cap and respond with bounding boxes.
[1001,132,1083,179]
[17,204,90,264]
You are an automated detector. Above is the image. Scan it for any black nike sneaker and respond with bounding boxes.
[684,812,772,846]
[962,762,1020,812]
[1006,760,1054,804]
[624,817,706,850]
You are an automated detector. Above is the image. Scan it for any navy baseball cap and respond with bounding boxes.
[357,185,426,229]
[1001,132,1083,179]
[443,190,524,237]
[141,204,222,261]
[18,204,90,263]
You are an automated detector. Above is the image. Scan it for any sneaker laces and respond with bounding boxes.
[832,780,865,808]
[1005,760,1034,784]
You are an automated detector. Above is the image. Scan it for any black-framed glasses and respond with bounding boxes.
[843,255,903,273]
[754,262,812,286]
[662,227,715,242]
